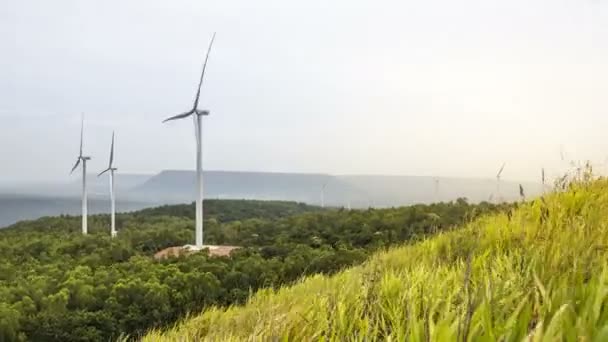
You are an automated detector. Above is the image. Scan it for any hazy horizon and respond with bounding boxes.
[3,0,607,184]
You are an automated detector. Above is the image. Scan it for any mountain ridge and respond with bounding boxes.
[0,170,540,227]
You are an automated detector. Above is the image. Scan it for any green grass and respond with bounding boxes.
[144,177,608,341]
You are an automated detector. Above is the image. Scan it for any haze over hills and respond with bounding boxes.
[0,169,541,228]
[0,173,153,198]
[133,170,541,206]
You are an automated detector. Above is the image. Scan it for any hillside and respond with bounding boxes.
[146,177,608,340]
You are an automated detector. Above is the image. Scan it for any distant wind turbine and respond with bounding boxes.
[163,32,216,249]
[434,177,440,203]
[541,168,546,194]
[98,132,117,238]
[495,162,506,203]
[321,180,328,208]
[70,114,91,235]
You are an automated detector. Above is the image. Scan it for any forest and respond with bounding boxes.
[0,199,508,341]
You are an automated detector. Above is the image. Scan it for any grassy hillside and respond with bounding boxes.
[146,177,608,341]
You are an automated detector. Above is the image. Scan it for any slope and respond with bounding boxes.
[146,177,608,341]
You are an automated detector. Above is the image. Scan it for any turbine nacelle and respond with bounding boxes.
[70,156,92,174]
[162,33,215,125]
[70,114,92,174]
[99,132,116,177]
[98,167,117,177]
[162,109,210,123]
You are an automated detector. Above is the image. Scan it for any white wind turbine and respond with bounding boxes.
[321,179,329,208]
[163,32,216,249]
[541,167,546,194]
[98,132,117,237]
[495,162,506,203]
[70,115,91,235]
[434,177,440,203]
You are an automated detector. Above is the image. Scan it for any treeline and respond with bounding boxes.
[0,199,509,341]
[133,199,323,223]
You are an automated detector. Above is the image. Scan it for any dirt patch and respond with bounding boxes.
[154,245,241,260]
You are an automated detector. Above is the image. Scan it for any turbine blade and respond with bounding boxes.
[98,168,110,177]
[162,110,194,123]
[496,162,506,179]
[109,132,115,167]
[192,32,216,110]
[542,168,545,183]
[70,158,81,174]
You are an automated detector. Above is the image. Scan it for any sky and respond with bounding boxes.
[1,0,608,183]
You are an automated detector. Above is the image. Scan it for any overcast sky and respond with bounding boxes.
[2,0,607,183]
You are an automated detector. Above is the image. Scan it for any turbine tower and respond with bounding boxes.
[163,32,216,249]
[495,162,506,203]
[70,115,91,235]
[320,178,330,208]
[541,167,546,194]
[434,177,440,203]
[99,132,117,237]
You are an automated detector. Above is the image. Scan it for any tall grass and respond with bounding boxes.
[144,175,608,341]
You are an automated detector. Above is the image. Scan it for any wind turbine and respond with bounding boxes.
[70,115,91,235]
[98,132,117,237]
[541,167,546,194]
[163,32,216,249]
[434,177,440,203]
[321,182,328,208]
[495,162,506,203]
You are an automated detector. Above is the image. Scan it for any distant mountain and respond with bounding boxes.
[0,173,153,198]
[132,170,541,207]
[0,193,152,228]
[131,170,351,203]
[67,173,153,196]
[0,170,541,228]
[338,175,541,207]
[0,173,153,228]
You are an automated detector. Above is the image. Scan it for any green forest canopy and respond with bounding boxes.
[0,198,507,341]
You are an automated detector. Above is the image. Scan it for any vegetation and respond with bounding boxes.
[134,199,323,223]
[0,199,503,341]
[145,176,608,341]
